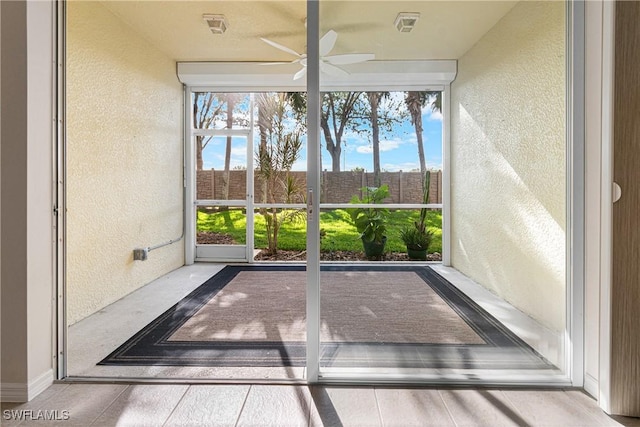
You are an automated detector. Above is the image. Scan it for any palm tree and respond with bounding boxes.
[404,91,442,187]
[367,92,384,187]
[405,91,428,177]
[254,93,304,254]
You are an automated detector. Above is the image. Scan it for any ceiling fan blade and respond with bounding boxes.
[293,67,307,80]
[260,38,302,58]
[319,30,338,57]
[324,53,375,65]
[320,61,349,78]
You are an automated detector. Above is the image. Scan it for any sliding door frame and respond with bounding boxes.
[55,0,584,386]
[304,0,585,386]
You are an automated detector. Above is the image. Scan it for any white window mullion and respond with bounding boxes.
[185,86,196,265]
[247,94,255,263]
[442,83,452,267]
[305,0,321,384]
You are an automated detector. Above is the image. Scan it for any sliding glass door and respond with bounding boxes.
[64,0,575,384]
[306,0,570,383]
[306,0,451,380]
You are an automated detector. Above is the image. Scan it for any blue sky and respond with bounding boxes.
[333,107,442,172]
[200,94,443,172]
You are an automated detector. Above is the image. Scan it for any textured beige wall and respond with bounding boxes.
[450,1,566,332]
[67,2,184,324]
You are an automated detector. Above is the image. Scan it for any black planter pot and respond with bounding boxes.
[406,247,428,261]
[362,236,387,259]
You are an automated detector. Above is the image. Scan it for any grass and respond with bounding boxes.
[197,208,442,254]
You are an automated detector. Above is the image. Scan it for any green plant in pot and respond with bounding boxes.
[400,171,433,260]
[400,226,433,261]
[347,185,390,260]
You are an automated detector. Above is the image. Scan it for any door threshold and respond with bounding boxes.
[317,369,572,388]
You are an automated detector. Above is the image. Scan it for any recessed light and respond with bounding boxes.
[203,14,228,35]
[394,12,420,33]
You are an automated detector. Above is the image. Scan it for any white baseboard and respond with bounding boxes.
[584,372,599,399]
[28,369,53,400]
[1,369,53,402]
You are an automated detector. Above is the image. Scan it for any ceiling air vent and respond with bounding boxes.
[203,14,228,35]
[394,13,420,33]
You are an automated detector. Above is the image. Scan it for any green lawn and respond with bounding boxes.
[197,208,442,254]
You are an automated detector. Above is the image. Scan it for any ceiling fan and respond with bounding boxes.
[260,30,375,80]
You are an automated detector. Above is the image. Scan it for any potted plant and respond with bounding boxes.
[400,226,433,261]
[347,185,390,259]
[401,171,433,260]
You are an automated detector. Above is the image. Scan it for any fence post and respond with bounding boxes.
[211,168,215,199]
[399,170,404,204]
[322,170,327,203]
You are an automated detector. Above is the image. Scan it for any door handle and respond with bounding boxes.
[613,182,622,203]
[307,189,314,221]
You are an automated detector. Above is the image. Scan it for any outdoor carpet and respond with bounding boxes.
[99,265,556,370]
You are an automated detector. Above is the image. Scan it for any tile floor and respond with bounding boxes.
[2,383,640,426]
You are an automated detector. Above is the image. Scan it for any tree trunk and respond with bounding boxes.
[257,98,269,204]
[416,128,426,177]
[368,92,381,187]
[414,109,426,183]
[196,136,204,170]
[321,115,341,171]
[407,91,427,187]
[330,147,341,172]
[223,97,235,200]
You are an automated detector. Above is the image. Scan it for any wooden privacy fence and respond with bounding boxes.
[197,170,442,205]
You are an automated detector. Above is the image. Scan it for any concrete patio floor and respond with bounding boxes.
[67,263,563,382]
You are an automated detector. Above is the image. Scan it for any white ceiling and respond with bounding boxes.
[100,1,518,63]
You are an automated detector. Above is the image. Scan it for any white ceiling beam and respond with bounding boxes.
[177,60,456,91]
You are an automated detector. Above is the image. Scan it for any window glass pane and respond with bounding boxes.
[192,92,251,129]
[196,136,247,200]
[318,91,443,205]
[253,208,308,261]
[196,206,246,246]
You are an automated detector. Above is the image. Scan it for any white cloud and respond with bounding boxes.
[427,110,443,121]
[381,161,419,172]
[379,140,402,152]
[291,159,307,171]
[341,131,369,154]
[355,138,403,154]
[231,146,247,157]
